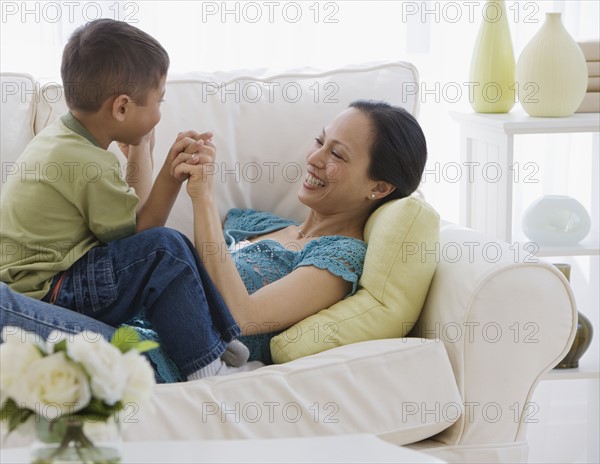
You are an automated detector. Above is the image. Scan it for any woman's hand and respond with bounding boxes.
[167,131,215,183]
[172,139,217,199]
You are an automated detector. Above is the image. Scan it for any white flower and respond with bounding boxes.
[121,350,156,408]
[44,329,70,354]
[21,351,91,419]
[0,327,44,405]
[66,331,127,406]
[2,326,46,352]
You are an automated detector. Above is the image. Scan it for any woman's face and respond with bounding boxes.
[298,107,377,213]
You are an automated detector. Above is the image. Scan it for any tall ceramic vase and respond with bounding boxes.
[469,0,515,113]
[516,13,588,117]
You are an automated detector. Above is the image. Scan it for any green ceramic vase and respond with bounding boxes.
[552,263,594,369]
[556,311,594,369]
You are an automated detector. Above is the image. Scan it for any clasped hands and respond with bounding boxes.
[119,129,217,198]
[169,130,217,198]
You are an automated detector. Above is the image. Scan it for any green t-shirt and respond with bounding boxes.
[0,113,139,299]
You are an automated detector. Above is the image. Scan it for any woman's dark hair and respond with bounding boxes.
[349,100,427,203]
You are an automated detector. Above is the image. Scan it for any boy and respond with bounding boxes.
[0,19,244,381]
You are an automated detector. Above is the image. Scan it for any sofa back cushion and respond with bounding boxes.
[271,196,440,363]
[0,73,37,169]
[32,62,419,237]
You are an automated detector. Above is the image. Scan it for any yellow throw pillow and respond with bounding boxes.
[270,196,440,363]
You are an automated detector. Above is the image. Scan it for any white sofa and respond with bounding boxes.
[0,62,577,463]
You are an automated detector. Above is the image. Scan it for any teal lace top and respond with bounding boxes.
[129,208,366,382]
[225,208,366,365]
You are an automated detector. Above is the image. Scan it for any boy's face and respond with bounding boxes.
[120,75,166,145]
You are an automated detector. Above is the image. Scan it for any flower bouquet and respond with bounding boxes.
[0,326,158,463]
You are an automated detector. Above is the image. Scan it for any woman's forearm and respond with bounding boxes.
[191,196,256,330]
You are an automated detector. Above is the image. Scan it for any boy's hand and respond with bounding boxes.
[167,131,215,183]
[173,130,214,149]
[118,128,156,160]
[173,142,217,199]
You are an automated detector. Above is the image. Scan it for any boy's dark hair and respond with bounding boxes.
[349,100,427,204]
[61,19,170,113]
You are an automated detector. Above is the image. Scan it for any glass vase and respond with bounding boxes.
[30,417,121,464]
[522,195,591,246]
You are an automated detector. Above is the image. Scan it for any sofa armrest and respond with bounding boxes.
[411,223,577,447]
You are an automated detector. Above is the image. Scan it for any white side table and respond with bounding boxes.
[450,110,600,248]
[0,434,445,463]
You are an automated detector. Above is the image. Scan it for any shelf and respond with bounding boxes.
[510,236,600,258]
[450,110,600,135]
[453,110,599,244]
[542,356,599,381]
[537,243,600,258]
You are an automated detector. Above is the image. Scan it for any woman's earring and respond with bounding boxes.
[371,194,376,199]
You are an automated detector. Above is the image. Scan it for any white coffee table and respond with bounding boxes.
[1,433,444,463]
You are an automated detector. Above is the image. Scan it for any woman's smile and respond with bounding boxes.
[303,171,326,189]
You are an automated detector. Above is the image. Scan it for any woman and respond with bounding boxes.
[172,99,427,375]
[0,100,427,382]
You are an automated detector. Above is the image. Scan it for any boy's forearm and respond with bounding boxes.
[135,132,206,232]
[135,166,181,231]
[125,146,154,206]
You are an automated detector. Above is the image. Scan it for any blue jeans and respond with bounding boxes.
[5,227,240,378]
[0,283,163,383]
[0,282,115,340]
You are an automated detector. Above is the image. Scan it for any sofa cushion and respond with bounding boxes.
[6,341,459,447]
[0,73,37,167]
[270,196,440,363]
[115,339,461,446]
